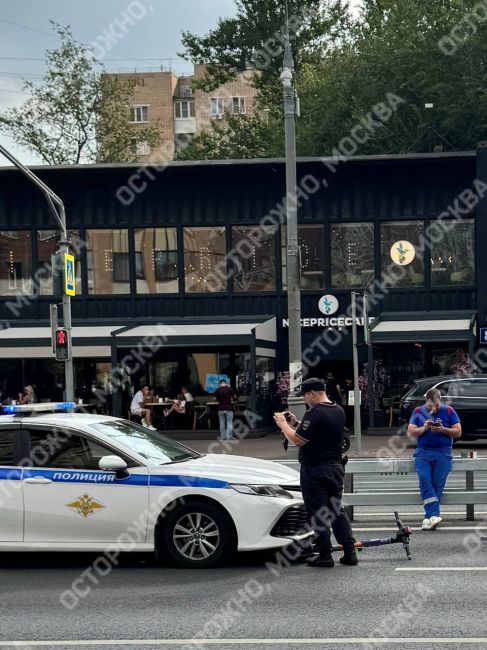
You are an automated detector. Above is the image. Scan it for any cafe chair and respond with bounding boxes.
[383,396,401,427]
[192,396,211,431]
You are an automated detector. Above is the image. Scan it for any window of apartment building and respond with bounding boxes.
[210,98,226,116]
[232,226,276,292]
[135,228,178,294]
[232,97,246,114]
[132,140,150,156]
[331,223,375,289]
[130,105,149,123]
[0,230,32,295]
[380,220,425,287]
[430,219,475,286]
[86,229,130,294]
[281,225,325,290]
[36,230,82,296]
[174,100,195,119]
[184,227,227,292]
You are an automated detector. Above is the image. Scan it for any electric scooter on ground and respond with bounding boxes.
[330,510,413,560]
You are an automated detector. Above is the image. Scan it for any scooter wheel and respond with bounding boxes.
[342,435,351,453]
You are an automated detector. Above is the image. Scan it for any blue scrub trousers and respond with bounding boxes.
[414,449,452,518]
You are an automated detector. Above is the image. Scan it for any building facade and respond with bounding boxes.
[0,149,484,427]
[110,65,259,162]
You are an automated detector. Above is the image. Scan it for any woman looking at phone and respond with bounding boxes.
[407,387,461,530]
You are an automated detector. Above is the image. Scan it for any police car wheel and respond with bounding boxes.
[342,436,351,453]
[160,501,235,568]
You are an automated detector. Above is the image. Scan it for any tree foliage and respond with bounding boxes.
[0,22,160,164]
[179,0,487,160]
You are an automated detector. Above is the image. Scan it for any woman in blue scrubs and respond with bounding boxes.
[407,387,462,530]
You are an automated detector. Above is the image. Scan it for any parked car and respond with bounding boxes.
[0,402,310,568]
[399,374,487,440]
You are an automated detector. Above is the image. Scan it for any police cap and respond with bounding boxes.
[295,377,327,396]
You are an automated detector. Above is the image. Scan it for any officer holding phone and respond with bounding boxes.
[407,387,462,530]
[274,378,357,568]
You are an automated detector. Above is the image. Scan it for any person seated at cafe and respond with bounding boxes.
[130,384,156,430]
[164,391,189,418]
[181,386,193,403]
[18,384,37,404]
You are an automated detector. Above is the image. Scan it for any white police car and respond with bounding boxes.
[0,403,309,567]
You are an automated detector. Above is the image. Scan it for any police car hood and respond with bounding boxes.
[149,454,300,486]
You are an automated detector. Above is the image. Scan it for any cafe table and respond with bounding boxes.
[144,401,174,429]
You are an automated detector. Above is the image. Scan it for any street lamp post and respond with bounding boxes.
[280,0,304,418]
[0,144,74,401]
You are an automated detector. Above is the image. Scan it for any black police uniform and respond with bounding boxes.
[296,399,355,557]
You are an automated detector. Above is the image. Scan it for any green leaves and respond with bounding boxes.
[0,21,160,164]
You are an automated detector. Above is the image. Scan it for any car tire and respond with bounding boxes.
[342,436,351,453]
[158,501,236,568]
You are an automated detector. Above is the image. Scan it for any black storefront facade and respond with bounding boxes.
[0,147,485,428]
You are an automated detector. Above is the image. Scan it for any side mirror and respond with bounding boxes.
[99,455,129,478]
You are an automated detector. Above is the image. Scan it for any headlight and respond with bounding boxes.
[229,484,294,498]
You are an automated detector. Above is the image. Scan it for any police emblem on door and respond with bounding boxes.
[66,494,105,518]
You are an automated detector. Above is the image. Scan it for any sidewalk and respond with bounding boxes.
[173,431,417,460]
[173,431,487,460]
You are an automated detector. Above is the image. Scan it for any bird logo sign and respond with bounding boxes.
[390,240,415,266]
[318,294,339,315]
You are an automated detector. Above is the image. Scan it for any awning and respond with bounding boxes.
[370,312,477,344]
[0,319,272,358]
[113,321,264,348]
[0,326,115,358]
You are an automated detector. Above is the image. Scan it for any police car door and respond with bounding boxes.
[0,424,23,542]
[22,425,149,544]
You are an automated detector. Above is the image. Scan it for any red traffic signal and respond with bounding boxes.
[55,328,70,361]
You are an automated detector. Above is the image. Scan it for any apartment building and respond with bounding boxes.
[110,64,259,162]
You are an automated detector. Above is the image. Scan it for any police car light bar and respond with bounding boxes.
[1,402,76,415]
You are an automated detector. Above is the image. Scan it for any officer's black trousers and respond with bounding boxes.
[300,462,355,556]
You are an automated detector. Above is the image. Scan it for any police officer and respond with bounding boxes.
[274,377,357,568]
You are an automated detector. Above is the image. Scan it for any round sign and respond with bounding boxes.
[318,294,339,315]
[390,241,415,266]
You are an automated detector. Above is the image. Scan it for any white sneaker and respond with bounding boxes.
[429,516,443,529]
[421,518,432,530]
[148,424,157,431]
[141,419,148,427]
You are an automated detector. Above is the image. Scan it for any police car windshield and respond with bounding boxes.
[89,420,201,465]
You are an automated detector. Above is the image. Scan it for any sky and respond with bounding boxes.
[0,0,362,166]
[0,0,237,164]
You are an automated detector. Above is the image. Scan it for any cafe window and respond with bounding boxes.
[0,230,32,296]
[135,228,178,294]
[282,225,325,290]
[86,229,130,294]
[36,230,82,296]
[430,219,475,286]
[331,223,374,289]
[184,227,227,292]
[381,220,425,287]
[232,226,276,292]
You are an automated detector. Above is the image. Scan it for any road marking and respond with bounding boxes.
[352,525,487,533]
[395,567,487,572]
[3,640,487,647]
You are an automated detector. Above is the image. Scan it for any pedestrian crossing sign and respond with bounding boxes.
[64,253,75,296]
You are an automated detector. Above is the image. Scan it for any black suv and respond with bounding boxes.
[399,375,487,440]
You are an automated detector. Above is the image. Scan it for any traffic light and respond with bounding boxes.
[55,328,71,361]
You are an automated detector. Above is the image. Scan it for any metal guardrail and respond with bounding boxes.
[282,457,487,521]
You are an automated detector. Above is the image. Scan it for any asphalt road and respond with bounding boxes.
[1,517,487,650]
[3,442,487,650]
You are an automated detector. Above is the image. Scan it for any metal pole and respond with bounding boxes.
[281,0,304,420]
[351,292,362,453]
[0,144,74,401]
[365,293,375,429]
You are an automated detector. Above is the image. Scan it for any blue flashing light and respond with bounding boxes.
[55,402,76,411]
[2,405,20,414]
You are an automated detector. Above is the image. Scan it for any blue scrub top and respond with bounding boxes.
[409,403,460,455]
